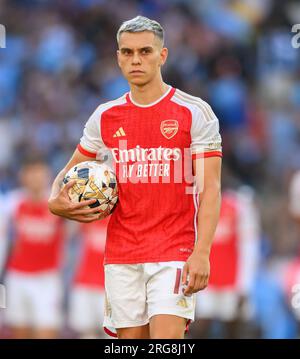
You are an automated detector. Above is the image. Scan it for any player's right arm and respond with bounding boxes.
[48,149,100,223]
[49,102,107,222]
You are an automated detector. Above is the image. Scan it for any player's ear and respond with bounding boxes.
[160,47,168,67]
[116,50,121,68]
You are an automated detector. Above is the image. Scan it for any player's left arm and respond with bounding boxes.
[182,156,222,296]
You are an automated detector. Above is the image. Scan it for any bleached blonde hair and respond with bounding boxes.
[116,16,164,46]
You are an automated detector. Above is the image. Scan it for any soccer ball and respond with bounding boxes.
[63,161,118,219]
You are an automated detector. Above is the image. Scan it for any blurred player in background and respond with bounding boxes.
[1,156,65,339]
[0,192,10,336]
[284,257,300,326]
[284,171,300,327]
[192,170,260,338]
[68,218,109,339]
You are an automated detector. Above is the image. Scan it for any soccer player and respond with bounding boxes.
[284,258,300,324]
[48,16,222,339]
[2,157,65,339]
[284,170,300,325]
[68,219,109,339]
[0,191,9,337]
[193,186,260,338]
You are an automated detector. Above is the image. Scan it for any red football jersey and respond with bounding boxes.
[209,190,259,292]
[74,218,109,289]
[77,86,222,264]
[209,192,239,288]
[7,192,64,273]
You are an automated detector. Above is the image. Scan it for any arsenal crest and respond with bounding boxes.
[160,120,179,139]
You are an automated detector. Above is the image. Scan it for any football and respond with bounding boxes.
[63,161,118,220]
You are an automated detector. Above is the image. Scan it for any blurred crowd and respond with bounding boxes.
[1,0,300,338]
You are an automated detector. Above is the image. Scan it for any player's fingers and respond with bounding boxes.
[73,206,102,216]
[82,215,100,223]
[71,214,99,223]
[184,272,195,296]
[62,179,77,192]
[198,274,209,291]
[193,276,202,293]
[203,274,209,289]
[71,199,98,209]
[183,286,193,297]
[182,264,188,286]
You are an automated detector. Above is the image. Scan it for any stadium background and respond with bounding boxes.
[0,0,300,338]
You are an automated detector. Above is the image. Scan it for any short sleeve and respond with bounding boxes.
[77,106,105,158]
[190,102,222,159]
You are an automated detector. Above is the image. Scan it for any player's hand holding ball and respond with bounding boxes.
[48,161,118,223]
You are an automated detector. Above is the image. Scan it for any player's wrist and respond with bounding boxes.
[192,245,211,258]
[48,196,64,216]
[48,199,58,215]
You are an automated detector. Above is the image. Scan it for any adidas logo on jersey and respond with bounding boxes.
[113,127,126,138]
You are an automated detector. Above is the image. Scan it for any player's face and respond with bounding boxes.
[20,163,50,194]
[117,31,168,86]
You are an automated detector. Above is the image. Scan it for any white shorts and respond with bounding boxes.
[69,286,105,333]
[195,288,239,321]
[103,261,196,337]
[4,270,63,329]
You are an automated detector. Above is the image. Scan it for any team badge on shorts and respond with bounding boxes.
[177,298,188,308]
[160,120,179,139]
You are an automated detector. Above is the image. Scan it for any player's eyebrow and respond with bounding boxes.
[139,46,154,51]
[119,47,133,53]
[119,46,154,53]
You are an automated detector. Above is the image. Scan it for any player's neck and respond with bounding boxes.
[26,189,46,202]
[129,78,169,106]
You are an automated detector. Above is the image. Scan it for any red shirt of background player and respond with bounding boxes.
[74,218,109,290]
[8,195,64,273]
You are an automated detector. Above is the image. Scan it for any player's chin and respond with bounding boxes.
[127,75,148,86]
